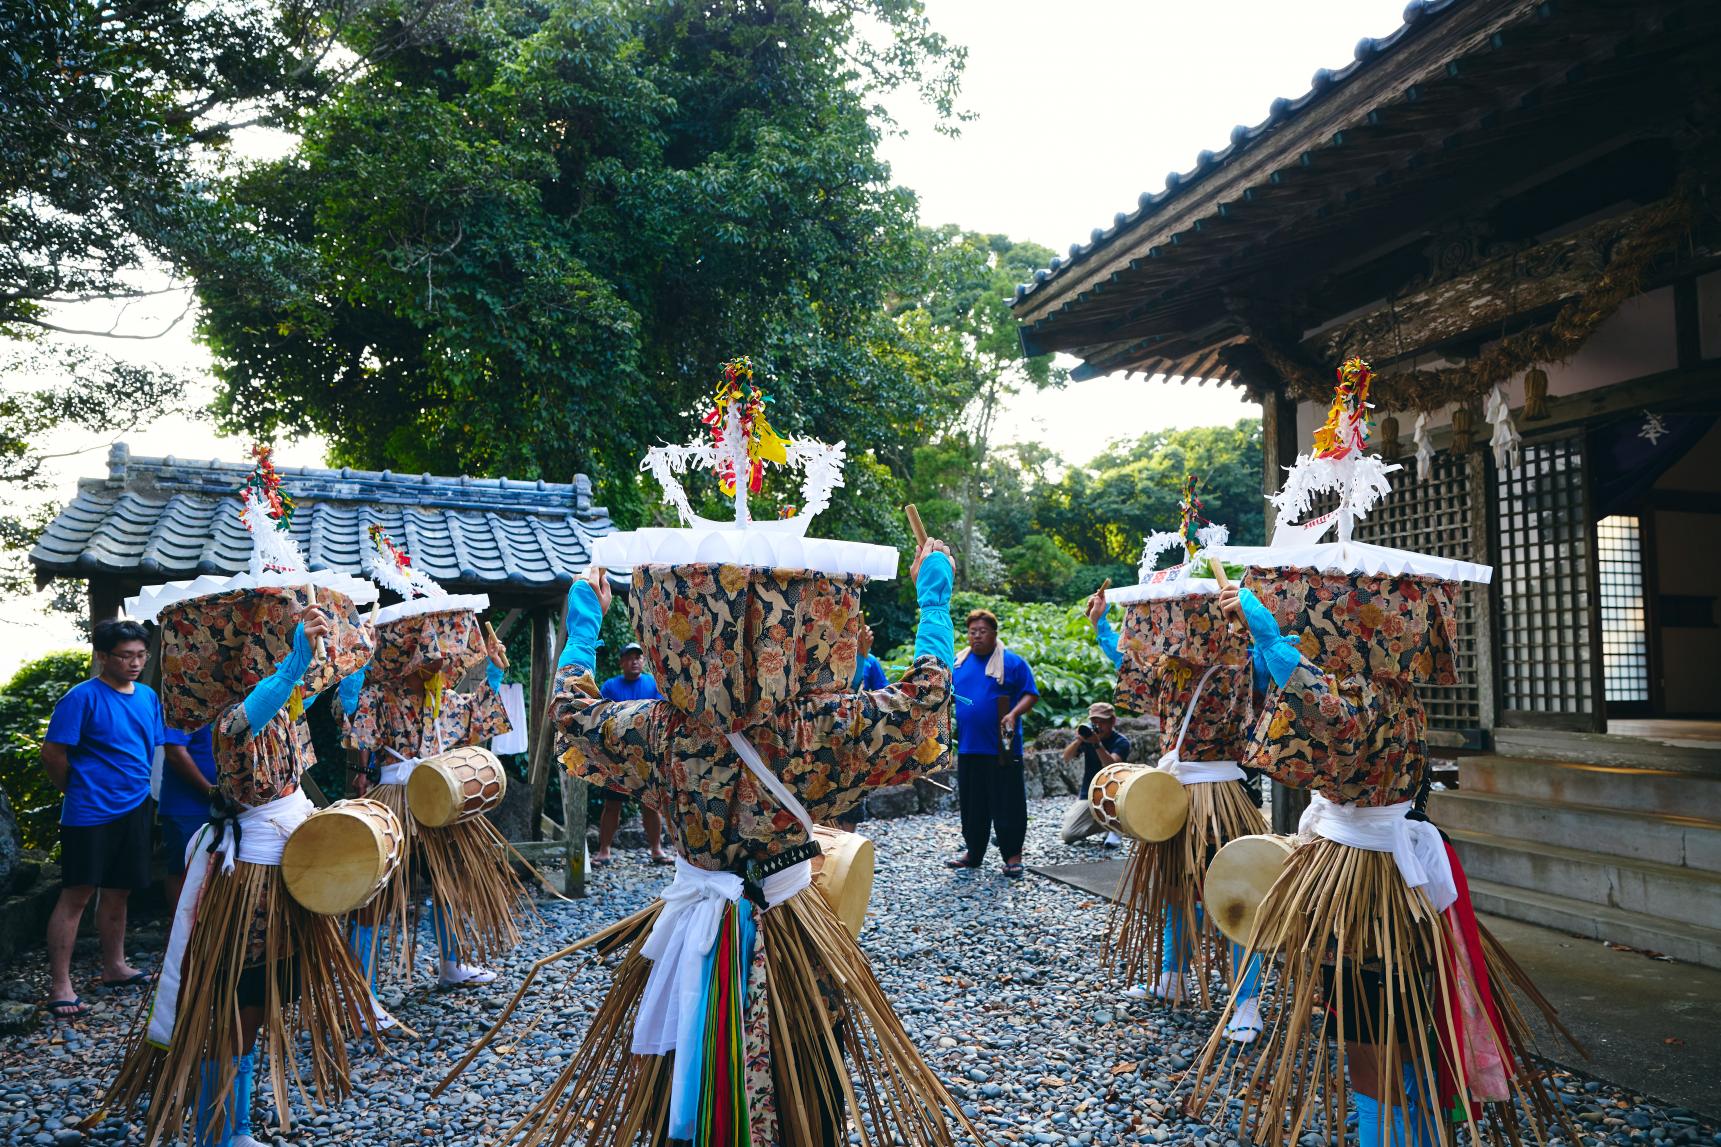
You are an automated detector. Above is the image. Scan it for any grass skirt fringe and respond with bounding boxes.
[438,887,975,1147]
[414,813,538,966]
[1105,779,1267,1003]
[96,859,380,1146]
[353,780,418,981]
[1182,839,1573,1147]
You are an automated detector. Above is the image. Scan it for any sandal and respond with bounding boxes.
[100,970,154,989]
[649,852,674,866]
[44,998,88,1020]
[590,855,614,867]
[943,853,979,870]
[1002,861,1026,879]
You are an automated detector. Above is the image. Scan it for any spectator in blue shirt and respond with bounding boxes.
[158,724,217,906]
[40,619,166,1018]
[946,608,1039,877]
[594,642,669,865]
[830,623,891,833]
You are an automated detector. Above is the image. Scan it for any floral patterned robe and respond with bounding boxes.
[1241,569,1460,807]
[552,563,952,1144]
[1115,591,1252,763]
[344,679,511,761]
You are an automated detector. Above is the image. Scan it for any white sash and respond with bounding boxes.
[145,788,315,1048]
[379,747,421,787]
[1299,793,1457,912]
[632,730,816,1061]
[1155,664,1246,785]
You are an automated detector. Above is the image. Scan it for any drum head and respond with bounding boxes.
[1204,833,1295,947]
[1117,769,1188,843]
[282,808,385,916]
[406,763,459,828]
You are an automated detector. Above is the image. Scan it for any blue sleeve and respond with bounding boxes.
[1114,733,1131,760]
[485,660,504,691]
[1240,588,1303,690]
[864,658,889,690]
[558,581,604,674]
[44,686,86,746]
[164,724,191,747]
[153,689,168,748]
[241,622,313,735]
[912,550,956,668]
[598,676,617,701]
[337,662,367,716]
[1093,615,1122,668]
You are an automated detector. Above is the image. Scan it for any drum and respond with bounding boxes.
[1204,833,1296,948]
[810,826,875,939]
[1088,764,1188,843]
[407,745,508,828]
[281,799,404,916]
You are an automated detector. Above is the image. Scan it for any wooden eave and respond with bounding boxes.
[1015,0,1717,382]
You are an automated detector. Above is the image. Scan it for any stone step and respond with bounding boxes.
[1467,878,1721,969]
[1493,726,1721,772]
[1428,789,1721,873]
[1457,755,1721,821]
[1446,827,1721,931]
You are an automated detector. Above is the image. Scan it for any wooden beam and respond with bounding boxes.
[87,580,123,677]
[525,605,560,842]
[561,762,587,898]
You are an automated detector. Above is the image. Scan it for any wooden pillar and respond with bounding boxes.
[1259,385,1302,543]
[87,579,124,677]
[526,606,556,842]
[560,763,587,898]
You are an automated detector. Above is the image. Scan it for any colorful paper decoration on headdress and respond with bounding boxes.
[1133,473,1231,587]
[365,525,445,603]
[1269,357,1401,546]
[596,356,896,578]
[359,526,490,684]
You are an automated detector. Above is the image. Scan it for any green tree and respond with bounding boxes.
[192,0,970,528]
[0,650,90,851]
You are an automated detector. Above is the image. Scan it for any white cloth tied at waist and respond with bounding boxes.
[1298,793,1458,912]
[147,787,314,1048]
[379,748,421,787]
[632,855,812,1057]
[1157,756,1246,785]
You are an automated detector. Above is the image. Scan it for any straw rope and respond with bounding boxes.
[414,815,539,966]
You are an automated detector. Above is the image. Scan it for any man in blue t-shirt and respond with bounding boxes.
[159,723,217,906]
[40,619,167,1018]
[594,642,669,865]
[830,623,890,833]
[946,608,1039,877]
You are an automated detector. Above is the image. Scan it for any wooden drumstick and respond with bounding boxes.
[484,621,510,670]
[1096,577,1112,595]
[1207,558,1231,588]
[904,504,927,548]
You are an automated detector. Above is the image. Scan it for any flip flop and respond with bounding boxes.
[1002,862,1026,879]
[44,999,88,1020]
[100,971,154,989]
[590,856,614,867]
[649,853,674,866]
[943,853,979,870]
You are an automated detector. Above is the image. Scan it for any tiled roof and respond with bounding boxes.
[1012,0,1463,307]
[30,443,612,594]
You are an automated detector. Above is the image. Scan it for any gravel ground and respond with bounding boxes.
[0,799,1716,1146]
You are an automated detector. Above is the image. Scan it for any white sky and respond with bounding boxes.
[1,0,1410,673]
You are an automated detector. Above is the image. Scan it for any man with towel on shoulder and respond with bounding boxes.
[945,608,1038,878]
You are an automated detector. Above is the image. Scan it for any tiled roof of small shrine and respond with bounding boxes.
[30,443,612,594]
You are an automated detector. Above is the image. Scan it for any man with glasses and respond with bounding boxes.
[40,619,167,1019]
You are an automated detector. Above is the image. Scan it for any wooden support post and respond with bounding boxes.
[87,579,124,677]
[526,606,556,842]
[560,762,587,898]
[1259,386,1302,543]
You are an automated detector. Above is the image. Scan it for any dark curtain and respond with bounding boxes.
[1588,412,1716,518]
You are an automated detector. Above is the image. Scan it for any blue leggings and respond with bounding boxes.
[1161,904,1262,1000]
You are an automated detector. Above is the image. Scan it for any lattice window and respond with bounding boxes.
[1497,434,1596,722]
[1596,515,1649,704]
[1299,451,1484,735]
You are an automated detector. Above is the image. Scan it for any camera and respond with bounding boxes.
[1077,723,1095,739]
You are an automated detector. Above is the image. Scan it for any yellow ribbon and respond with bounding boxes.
[288,685,304,721]
[423,670,446,720]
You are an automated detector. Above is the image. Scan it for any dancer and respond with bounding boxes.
[98,446,382,1147]
[1083,481,1266,1039]
[1185,359,1575,1147]
[439,360,973,1147]
[341,526,524,990]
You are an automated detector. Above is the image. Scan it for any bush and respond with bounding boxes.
[0,650,92,851]
[884,592,1114,739]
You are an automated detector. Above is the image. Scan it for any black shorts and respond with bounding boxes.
[1321,959,1421,1046]
[61,800,154,891]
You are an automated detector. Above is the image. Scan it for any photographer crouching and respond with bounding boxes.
[1059,702,1132,847]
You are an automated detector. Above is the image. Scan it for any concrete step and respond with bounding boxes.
[1468,878,1721,970]
[1494,726,1721,772]
[1445,827,1721,931]
[1428,789,1721,873]
[1457,754,1721,821]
